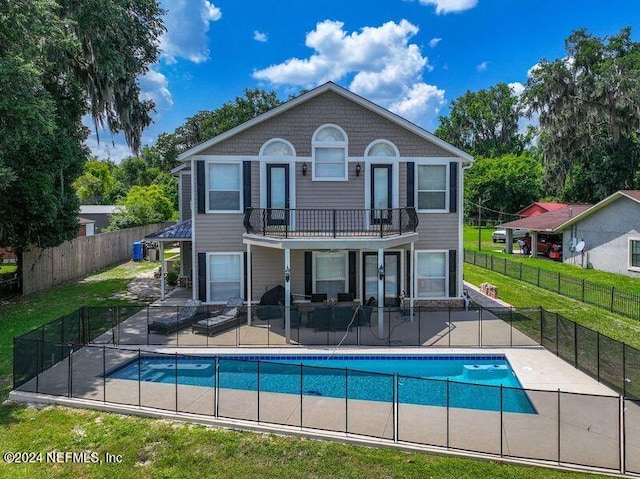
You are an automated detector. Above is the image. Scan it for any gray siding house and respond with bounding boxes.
[176,82,473,338]
[559,190,640,276]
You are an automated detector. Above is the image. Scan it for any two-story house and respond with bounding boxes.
[172,82,473,340]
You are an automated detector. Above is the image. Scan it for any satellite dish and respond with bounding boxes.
[575,241,585,253]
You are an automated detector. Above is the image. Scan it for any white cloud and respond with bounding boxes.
[476,61,489,72]
[254,30,268,42]
[508,81,525,97]
[428,37,442,48]
[253,19,444,127]
[418,0,478,14]
[139,68,174,115]
[160,0,221,64]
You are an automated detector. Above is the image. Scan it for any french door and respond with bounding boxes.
[363,252,400,307]
[266,164,289,225]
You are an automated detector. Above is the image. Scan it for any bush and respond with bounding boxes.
[166,269,179,286]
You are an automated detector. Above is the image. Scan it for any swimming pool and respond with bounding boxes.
[107,354,535,414]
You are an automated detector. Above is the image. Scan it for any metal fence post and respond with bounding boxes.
[102,345,106,403]
[174,352,178,412]
[621,395,626,475]
[257,360,261,422]
[623,344,627,398]
[299,363,303,428]
[611,287,615,312]
[67,344,73,398]
[345,368,349,434]
[446,379,450,449]
[393,373,398,443]
[500,384,504,457]
[557,389,561,464]
[574,322,578,368]
[597,332,601,382]
[215,356,220,418]
[138,349,142,407]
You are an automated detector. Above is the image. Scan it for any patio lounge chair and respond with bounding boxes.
[147,299,205,335]
[192,297,244,336]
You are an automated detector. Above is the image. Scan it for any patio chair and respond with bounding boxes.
[337,292,354,303]
[192,297,244,336]
[147,299,204,335]
[310,293,327,303]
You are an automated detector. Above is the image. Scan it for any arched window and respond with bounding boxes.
[312,124,348,180]
[364,140,399,158]
[260,138,295,157]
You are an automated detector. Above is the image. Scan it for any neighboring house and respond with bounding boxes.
[170,82,473,338]
[556,190,640,276]
[517,202,569,218]
[77,217,95,237]
[79,205,123,232]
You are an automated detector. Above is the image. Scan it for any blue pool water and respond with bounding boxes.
[107,354,536,414]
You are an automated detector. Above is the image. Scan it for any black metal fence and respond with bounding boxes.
[11,304,640,402]
[465,249,640,321]
[243,207,418,238]
[13,345,639,474]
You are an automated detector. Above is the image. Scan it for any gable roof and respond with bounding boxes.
[500,205,592,232]
[516,202,568,217]
[178,82,474,163]
[145,220,192,241]
[554,190,640,231]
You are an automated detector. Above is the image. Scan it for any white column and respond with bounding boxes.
[160,242,165,301]
[530,231,538,257]
[410,242,415,321]
[284,248,291,343]
[377,247,384,338]
[506,229,514,254]
[247,243,252,326]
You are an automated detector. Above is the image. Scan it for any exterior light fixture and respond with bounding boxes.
[355,163,361,176]
[284,266,291,283]
[302,162,307,176]
[378,265,385,280]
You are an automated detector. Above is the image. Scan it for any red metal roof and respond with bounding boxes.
[620,190,640,202]
[516,202,569,217]
[500,204,592,232]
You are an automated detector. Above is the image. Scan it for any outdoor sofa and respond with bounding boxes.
[192,297,244,336]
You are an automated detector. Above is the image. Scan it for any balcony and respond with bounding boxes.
[243,207,418,239]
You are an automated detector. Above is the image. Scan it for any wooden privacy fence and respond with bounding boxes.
[22,223,172,295]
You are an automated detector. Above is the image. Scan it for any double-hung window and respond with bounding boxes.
[313,125,348,180]
[314,252,347,299]
[208,162,241,212]
[630,239,640,270]
[415,251,447,298]
[417,164,447,211]
[208,253,242,302]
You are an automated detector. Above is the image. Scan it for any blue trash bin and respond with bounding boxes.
[132,241,143,261]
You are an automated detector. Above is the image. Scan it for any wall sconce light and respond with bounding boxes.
[302,162,307,176]
[378,265,385,281]
[284,266,291,283]
[355,163,361,176]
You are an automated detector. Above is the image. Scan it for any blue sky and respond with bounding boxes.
[87,0,640,160]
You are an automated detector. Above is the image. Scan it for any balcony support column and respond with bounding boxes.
[284,248,291,343]
[247,243,252,326]
[410,241,415,321]
[377,247,384,338]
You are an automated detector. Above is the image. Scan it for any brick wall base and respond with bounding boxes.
[412,299,465,308]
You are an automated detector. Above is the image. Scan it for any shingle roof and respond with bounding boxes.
[145,220,192,240]
[500,205,592,232]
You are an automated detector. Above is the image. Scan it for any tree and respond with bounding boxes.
[465,153,543,220]
[0,0,164,284]
[435,83,530,158]
[107,184,174,230]
[73,160,117,204]
[523,27,640,202]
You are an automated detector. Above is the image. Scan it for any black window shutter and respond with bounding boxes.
[304,252,312,297]
[449,162,458,213]
[448,250,457,297]
[198,252,207,302]
[348,251,356,297]
[243,252,248,299]
[243,161,252,210]
[406,162,415,207]
[405,250,411,297]
[197,160,206,214]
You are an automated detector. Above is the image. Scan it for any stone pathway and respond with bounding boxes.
[111,268,175,302]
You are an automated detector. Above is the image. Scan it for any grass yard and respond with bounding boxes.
[464,263,640,350]
[0,262,605,478]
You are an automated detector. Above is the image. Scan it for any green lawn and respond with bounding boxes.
[464,263,640,349]
[0,261,604,478]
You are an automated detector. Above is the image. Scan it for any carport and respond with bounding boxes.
[499,205,591,257]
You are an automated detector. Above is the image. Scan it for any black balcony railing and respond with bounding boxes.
[243,207,418,238]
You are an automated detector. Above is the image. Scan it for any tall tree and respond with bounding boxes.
[524,27,640,202]
[0,0,164,284]
[464,153,543,220]
[73,159,117,204]
[435,83,530,158]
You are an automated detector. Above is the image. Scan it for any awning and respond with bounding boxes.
[145,220,192,241]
